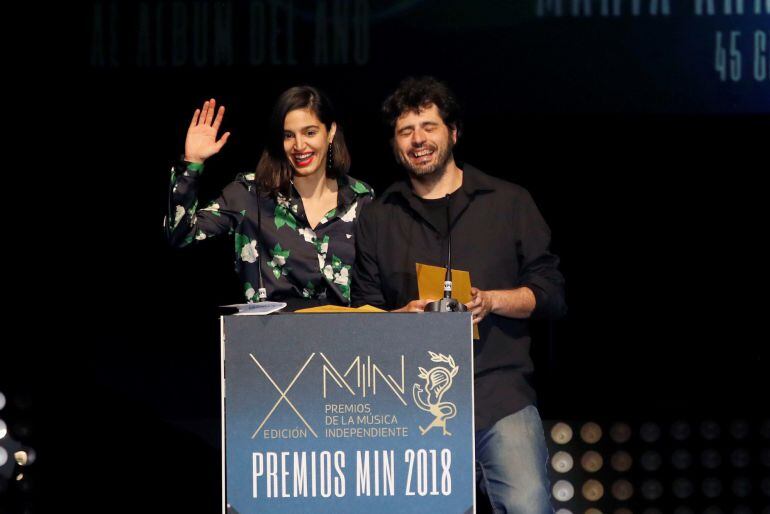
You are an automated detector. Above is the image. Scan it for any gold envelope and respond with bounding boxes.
[294,304,386,313]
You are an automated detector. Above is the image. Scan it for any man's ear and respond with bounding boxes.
[328,122,337,143]
[449,123,458,144]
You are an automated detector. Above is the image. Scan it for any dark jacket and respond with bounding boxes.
[352,164,566,429]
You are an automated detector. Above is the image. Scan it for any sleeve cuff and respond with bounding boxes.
[173,159,204,177]
[186,161,205,172]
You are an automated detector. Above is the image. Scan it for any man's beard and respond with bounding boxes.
[395,138,454,184]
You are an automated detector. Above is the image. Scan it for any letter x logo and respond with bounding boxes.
[250,353,318,439]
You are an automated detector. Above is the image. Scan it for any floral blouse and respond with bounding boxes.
[164,161,374,305]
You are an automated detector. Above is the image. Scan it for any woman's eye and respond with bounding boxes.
[307,131,318,137]
[284,133,294,139]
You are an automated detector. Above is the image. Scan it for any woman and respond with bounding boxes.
[165,86,374,308]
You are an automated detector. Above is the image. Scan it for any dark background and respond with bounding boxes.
[2,1,768,512]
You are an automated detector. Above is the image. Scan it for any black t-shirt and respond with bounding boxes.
[414,191,460,237]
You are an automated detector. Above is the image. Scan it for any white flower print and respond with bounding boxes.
[323,265,334,280]
[202,202,220,212]
[334,267,349,285]
[340,201,358,222]
[241,240,259,263]
[174,206,185,227]
[276,193,291,208]
[298,227,316,243]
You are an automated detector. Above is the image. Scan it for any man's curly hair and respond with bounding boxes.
[382,76,463,137]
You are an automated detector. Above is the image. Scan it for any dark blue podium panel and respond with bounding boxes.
[222,312,475,514]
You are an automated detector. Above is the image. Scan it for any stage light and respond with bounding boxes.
[0,446,7,467]
[731,476,752,498]
[609,422,631,444]
[552,423,573,445]
[702,507,723,514]
[760,476,770,496]
[584,509,602,514]
[0,392,5,411]
[582,479,604,501]
[671,449,692,470]
[642,509,663,514]
[701,477,723,498]
[700,420,721,440]
[552,479,575,502]
[580,422,602,444]
[670,420,691,441]
[761,447,770,467]
[613,508,632,514]
[640,450,662,472]
[733,505,752,514]
[11,423,31,440]
[760,419,770,439]
[0,419,6,440]
[730,448,750,468]
[671,477,694,499]
[701,449,722,469]
[551,451,574,473]
[610,450,632,472]
[673,507,694,514]
[581,451,603,472]
[610,479,633,501]
[16,473,32,493]
[729,419,750,440]
[14,450,35,466]
[555,509,573,514]
[640,479,663,500]
[639,422,661,443]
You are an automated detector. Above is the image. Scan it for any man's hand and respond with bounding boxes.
[465,287,495,324]
[465,286,537,323]
[392,299,435,313]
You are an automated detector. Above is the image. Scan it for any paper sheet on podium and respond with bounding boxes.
[416,262,479,339]
[294,304,386,313]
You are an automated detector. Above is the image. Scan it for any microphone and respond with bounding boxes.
[425,194,467,313]
[256,192,267,302]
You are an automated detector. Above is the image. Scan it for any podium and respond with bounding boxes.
[221,312,475,514]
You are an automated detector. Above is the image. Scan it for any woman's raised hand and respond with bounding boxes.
[184,98,231,163]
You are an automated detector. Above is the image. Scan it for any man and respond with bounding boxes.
[352,76,566,513]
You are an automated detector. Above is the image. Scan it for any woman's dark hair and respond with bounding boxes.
[256,85,350,195]
[381,76,463,137]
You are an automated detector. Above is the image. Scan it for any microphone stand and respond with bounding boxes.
[256,191,267,302]
[424,194,467,313]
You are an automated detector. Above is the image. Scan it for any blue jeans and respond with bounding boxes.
[475,405,553,514]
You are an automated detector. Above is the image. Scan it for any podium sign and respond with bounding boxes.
[221,312,475,514]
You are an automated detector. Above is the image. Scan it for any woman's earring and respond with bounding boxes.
[327,142,333,171]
